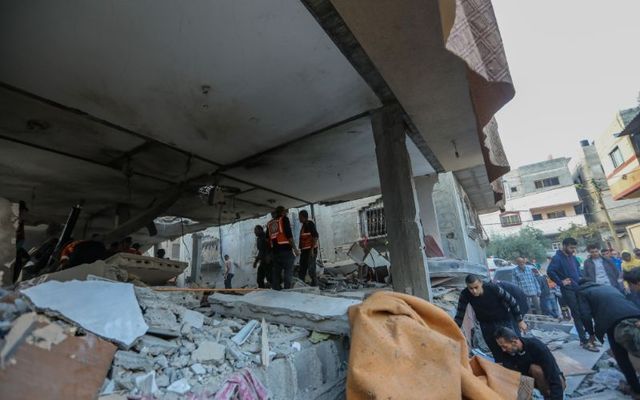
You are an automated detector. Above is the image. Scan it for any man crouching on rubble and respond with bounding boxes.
[495,327,565,400]
[581,274,640,398]
[454,274,527,363]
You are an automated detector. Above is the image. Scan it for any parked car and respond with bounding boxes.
[491,265,516,283]
[486,257,515,279]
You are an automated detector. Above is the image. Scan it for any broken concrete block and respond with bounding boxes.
[170,354,190,368]
[21,280,148,347]
[135,334,178,356]
[113,350,154,371]
[154,354,169,369]
[209,291,360,335]
[181,309,204,329]
[106,253,187,286]
[134,371,159,395]
[181,323,192,335]
[190,363,206,375]
[166,378,191,394]
[144,307,179,330]
[156,374,170,388]
[231,319,259,346]
[191,341,226,363]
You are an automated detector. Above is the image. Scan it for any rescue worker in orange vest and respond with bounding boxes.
[267,206,299,290]
[59,238,81,268]
[298,210,319,286]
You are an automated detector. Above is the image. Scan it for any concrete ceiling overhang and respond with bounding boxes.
[0,0,512,243]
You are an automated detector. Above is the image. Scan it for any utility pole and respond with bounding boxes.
[591,178,622,250]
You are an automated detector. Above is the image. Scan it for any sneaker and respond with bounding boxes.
[581,342,599,352]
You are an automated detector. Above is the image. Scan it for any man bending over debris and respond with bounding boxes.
[584,273,640,398]
[495,327,565,400]
[454,274,527,363]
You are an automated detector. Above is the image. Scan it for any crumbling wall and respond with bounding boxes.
[432,173,487,264]
[313,196,379,264]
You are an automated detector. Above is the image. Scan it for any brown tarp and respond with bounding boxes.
[347,291,521,400]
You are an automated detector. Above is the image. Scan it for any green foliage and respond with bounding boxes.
[557,223,602,247]
[487,226,551,262]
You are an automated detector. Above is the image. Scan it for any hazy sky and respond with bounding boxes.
[492,0,640,168]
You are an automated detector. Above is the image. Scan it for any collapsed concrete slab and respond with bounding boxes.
[106,253,187,285]
[18,260,129,288]
[21,280,149,347]
[208,291,360,336]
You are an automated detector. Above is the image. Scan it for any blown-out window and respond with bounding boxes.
[500,212,521,227]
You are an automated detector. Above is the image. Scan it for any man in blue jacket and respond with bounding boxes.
[547,237,598,351]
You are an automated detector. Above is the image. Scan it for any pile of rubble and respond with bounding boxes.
[0,280,350,400]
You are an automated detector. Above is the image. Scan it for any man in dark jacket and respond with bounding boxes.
[578,279,640,397]
[583,244,622,291]
[547,237,598,350]
[495,327,565,400]
[455,274,527,362]
[253,225,271,289]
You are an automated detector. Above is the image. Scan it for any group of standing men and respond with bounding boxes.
[455,237,640,399]
[252,206,319,290]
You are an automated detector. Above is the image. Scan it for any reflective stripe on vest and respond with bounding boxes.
[267,217,289,245]
[299,221,315,250]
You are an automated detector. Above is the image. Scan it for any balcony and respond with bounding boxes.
[610,167,640,200]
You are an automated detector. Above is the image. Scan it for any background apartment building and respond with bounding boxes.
[480,158,587,250]
[595,106,640,201]
[573,137,640,250]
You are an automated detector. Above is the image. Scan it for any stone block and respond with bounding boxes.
[113,350,154,371]
[191,341,226,363]
[181,309,204,330]
[292,347,323,391]
[135,334,179,356]
[208,291,360,335]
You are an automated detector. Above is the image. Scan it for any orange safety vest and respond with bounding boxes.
[60,240,82,261]
[267,217,289,245]
[299,221,316,250]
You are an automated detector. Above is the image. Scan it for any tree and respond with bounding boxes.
[557,223,602,248]
[487,227,551,262]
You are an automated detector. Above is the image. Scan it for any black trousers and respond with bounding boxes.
[608,323,640,394]
[224,273,234,289]
[256,259,271,289]
[560,287,594,343]
[479,319,519,363]
[298,248,318,286]
[272,250,294,290]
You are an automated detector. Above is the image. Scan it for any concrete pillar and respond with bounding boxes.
[371,106,432,301]
[190,233,203,283]
[414,175,442,249]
